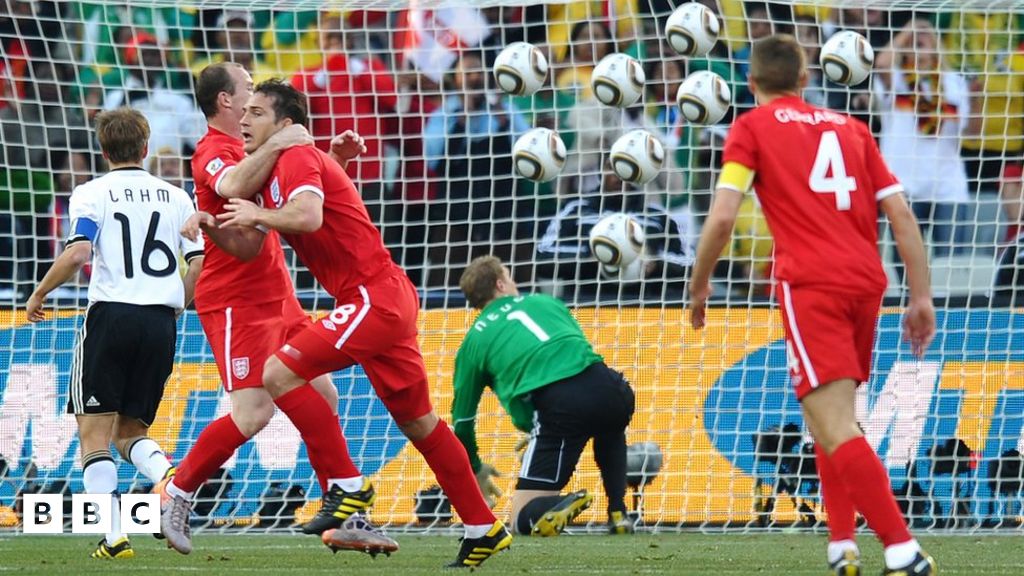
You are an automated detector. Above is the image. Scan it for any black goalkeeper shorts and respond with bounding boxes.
[516,362,635,491]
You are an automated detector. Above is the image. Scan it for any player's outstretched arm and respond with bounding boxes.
[217,125,313,199]
[881,193,936,357]
[218,193,323,235]
[26,241,92,322]
[184,211,266,261]
[689,186,744,329]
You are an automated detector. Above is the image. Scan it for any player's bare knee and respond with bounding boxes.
[262,357,301,398]
[232,402,274,437]
[397,411,440,442]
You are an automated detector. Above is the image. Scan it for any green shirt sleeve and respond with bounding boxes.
[450,338,488,473]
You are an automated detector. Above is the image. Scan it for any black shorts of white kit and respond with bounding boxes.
[517,362,635,491]
[67,301,177,426]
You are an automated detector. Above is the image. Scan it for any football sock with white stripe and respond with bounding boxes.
[83,451,125,545]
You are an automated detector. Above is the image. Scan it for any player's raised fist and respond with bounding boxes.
[330,130,367,162]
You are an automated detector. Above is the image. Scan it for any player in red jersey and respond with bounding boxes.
[156,63,396,557]
[688,36,937,576]
[217,80,510,568]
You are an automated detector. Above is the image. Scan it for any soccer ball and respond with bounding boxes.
[512,127,567,182]
[820,30,874,86]
[610,129,665,185]
[676,70,731,124]
[589,212,646,267]
[591,53,646,108]
[493,42,549,96]
[665,2,720,57]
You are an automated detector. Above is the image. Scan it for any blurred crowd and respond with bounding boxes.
[0,1,1022,304]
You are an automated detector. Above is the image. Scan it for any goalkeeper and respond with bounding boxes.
[452,255,636,536]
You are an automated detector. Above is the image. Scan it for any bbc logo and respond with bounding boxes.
[23,493,161,534]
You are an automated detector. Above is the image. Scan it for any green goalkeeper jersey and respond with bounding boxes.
[451,293,603,472]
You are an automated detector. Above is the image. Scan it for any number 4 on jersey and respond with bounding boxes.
[809,130,857,211]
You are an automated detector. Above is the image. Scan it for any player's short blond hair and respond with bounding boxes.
[750,34,806,95]
[95,108,150,164]
[460,256,505,310]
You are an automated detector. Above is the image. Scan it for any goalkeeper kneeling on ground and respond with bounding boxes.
[451,255,636,536]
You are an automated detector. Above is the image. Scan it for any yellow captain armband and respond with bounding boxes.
[717,161,755,193]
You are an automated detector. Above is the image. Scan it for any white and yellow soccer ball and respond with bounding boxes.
[676,70,731,124]
[512,127,567,182]
[591,53,646,108]
[493,42,549,96]
[589,212,646,267]
[665,2,720,57]
[610,129,665,185]
[820,30,874,86]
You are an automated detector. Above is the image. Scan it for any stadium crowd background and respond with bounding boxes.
[0,1,1021,305]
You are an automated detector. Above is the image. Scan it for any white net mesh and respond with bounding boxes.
[0,0,1022,534]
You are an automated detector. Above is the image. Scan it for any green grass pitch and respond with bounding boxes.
[0,532,1017,575]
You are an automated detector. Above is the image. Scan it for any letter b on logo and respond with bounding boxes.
[22,494,63,534]
[72,494,112,534]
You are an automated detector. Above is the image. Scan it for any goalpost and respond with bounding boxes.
[0,0,1021,534]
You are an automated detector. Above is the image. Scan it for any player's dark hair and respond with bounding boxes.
[460,255,505,309]
[750,34,806,95]
[254,79,308,126]
[95,107,150,164]
[196,62,242,118]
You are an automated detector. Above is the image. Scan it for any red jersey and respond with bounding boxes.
[722,96,903,295]
[191,127,295,313]
[261,145,398,298]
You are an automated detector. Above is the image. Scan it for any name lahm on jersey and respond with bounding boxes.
[107,188,172,203]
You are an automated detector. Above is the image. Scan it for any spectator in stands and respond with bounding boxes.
[536,160,692,301]
[547,1,639,64]
[190,11,276,84]
[874,19,981,281]
[292,12,402,247]
[942,15,1024,245]
[793,15,827,108]
[556,21,625,199]
[1004,170,1024,243]
[102,32,206,161]
[260,10,323,78]
[147,146,186,190]
[423,49,530,287]
[639,58,691,232]
[0,59,91,295]
[731,2,793,109]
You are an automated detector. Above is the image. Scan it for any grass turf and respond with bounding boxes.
[0,532,1017,575]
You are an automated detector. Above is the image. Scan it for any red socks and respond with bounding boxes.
[412,422,496,526]
[815,443,855,542]
[829,437,912,547]
[174,414,248,493]
[275,384,361,492]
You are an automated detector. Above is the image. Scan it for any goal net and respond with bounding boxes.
[0,0,1022,534]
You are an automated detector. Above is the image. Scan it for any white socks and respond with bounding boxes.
[464,523,493,539]
[127,437,172,483]
[329,476,365,493]
[82,453,124,545]
[884,539,921,569]
[827,539,859,564]
[166,479,194,501]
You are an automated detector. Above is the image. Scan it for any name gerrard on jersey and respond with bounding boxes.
[773,108,849,126]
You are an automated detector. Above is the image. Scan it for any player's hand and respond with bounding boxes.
[903,297,936,358]
[26,292,46,323]
[688,282,712,330]
[268,124,314,151]
[330,130,367,162]
[218,198,261,228]
[181,211,216,241]
[475,463,502,508]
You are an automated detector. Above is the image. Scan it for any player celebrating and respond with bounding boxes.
[26,108,204,559]
[688,35,937,576]
[157,62,393,556]
[454,255,636,536]
[217,80,510,568]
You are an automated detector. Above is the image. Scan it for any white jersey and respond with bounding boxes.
[67,168,204,310]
